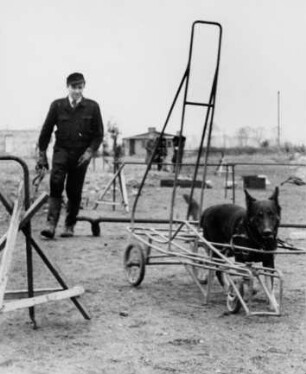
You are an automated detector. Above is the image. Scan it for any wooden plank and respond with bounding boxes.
[0,192,48,252]
[1,286,84,313]
[0,182,24,308]
[4,287,64,300]
[0,234,7,251]
[242,175,266,189]
[0,189,13,214]
[20,192,48,227]
[93,166,124,210]
[95,201,121,206]
[160,179,212,188]
[119,171,129,212]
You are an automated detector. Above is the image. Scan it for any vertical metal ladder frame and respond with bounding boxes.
[131,20,223,236]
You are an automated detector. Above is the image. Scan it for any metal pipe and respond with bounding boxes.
[0,155,36,326]
[186,23,222,219]
[232,164,236,203]
[131,68,189,226]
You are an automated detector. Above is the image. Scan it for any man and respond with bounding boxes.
[153,135,167,171]
[36,72,104,238]
[172,131,186,173]
[145,137,155,166]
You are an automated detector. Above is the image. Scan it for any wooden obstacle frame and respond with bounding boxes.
[0,155,90,327]
[93,161,129,212]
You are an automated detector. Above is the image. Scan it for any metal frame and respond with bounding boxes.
[82,160,306,227]
[121,21,306,316]
[224,162,306,204]
[131,20,222,232]
[93,162,129,212]
[0,156,90,327]
[126,221,289,316]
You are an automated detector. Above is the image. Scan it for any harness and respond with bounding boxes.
[230,217,277,263]
[32,167,47,197]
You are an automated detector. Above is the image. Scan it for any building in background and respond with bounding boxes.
[123,127,176,157]
[0,129,40,157]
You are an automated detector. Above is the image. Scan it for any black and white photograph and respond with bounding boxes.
[0,1,305,373]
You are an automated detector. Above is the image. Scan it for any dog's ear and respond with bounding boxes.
[269,186,279,202]
[244,188,256,211]
[269,186,281,214]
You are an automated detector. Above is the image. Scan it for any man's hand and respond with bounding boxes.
[36,150,49,171]
[77,148,93,167]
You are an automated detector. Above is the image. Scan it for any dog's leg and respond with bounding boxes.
[217,270,230,294]
[216,248,235,294]
[193,243,215,285]
[264,257,279,312]
[265,275,279,312]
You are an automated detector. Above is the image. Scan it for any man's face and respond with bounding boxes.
[67,82,85,101]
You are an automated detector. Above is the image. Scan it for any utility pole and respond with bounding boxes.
[277,91,281,149]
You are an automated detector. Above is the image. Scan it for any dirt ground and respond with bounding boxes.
[0,153,305,374]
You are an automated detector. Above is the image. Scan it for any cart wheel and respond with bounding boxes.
[192,243,210,284]
[91,221,100,237]
[123,244,146,286]
[226,280,244,314]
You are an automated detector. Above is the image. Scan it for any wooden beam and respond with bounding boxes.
[1,286,84,313]
[4,287,64,300]
[94,201,121,206]
[0,234,7,250]
[19,192,48,227]
[0,192,48,252]
[118,170,129,212]
[0,189,13,213]
[0,182,24,308]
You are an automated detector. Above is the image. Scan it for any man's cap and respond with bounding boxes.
[66,72,85,86]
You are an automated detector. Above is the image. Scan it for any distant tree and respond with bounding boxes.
[252,127,265,146]
[283,141,292,154]
[236,126,252,147]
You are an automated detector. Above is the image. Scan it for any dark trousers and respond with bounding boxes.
[172,149,184,172]
[50,147,88,226]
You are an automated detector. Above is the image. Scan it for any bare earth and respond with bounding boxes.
[0,154,305,374]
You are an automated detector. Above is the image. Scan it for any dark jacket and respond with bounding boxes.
[38,97,104,152]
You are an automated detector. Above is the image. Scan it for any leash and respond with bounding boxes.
[244,219,279,251]
[230,218,277,259]
[277,237,303,251]
[32,167,47,195]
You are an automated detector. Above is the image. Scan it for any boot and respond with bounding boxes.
[41,221,56,239]
[40,197,62,239]
[60,225,74,238]
[61,198,80,237]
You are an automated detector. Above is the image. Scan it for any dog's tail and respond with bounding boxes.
[183,193,200,221]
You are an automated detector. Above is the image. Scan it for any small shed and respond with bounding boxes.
[123,127,175,157]
[0,129,40,157]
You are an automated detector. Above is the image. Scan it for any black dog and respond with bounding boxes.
[184,188,281,309]
[201,187,281,266]
[185,188,281,263]
[185,188,281,272]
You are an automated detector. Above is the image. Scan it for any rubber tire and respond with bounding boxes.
[226,280,244,314]
[91,221,101,237]
[123,244,146,287]
[192,244,210,284]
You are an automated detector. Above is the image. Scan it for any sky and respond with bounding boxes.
[1,0,306,146]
